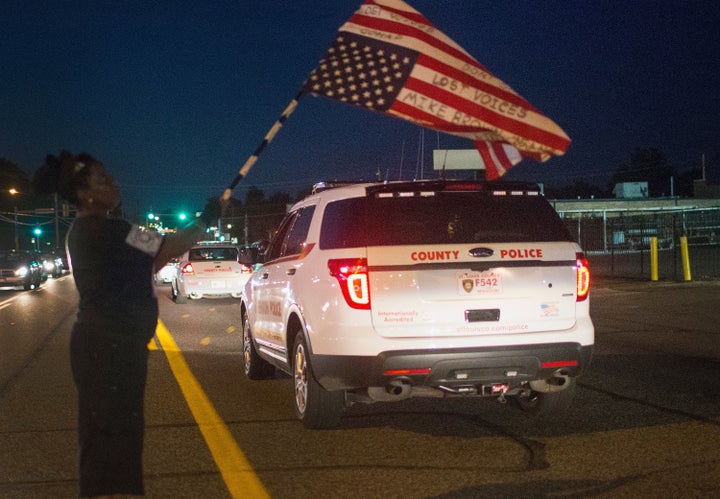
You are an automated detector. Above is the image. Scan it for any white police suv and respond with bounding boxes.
[240,180,594,428]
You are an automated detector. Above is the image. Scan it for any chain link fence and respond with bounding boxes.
[559,207,720,280]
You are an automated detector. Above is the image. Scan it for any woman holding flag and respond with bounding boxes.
[32,151,223,497]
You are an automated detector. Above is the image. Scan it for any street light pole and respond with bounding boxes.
[9,188,19,251]
[14,206,19,251]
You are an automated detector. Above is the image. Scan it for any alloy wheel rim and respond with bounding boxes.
[294,343,308,414]
[243,323,251,374]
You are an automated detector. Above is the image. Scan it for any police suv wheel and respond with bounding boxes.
[293,331,344,429]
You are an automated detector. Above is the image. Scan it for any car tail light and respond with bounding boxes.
[541,360,579,369]
[575,253,590,301]
[181,263,195,275]
[240,263,252,274]
[384,368,432,376]
[328,258,370,309]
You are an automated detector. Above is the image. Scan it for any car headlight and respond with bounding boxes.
[44,261,55,271]
[15,266,29,278]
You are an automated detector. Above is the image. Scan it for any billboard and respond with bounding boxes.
[433,149,484,171]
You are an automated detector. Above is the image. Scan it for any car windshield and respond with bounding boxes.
[0,254,25,265]
[188,247,238,261]
[320,190,574,248]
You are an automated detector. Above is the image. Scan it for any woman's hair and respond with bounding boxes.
[31,151,101,204]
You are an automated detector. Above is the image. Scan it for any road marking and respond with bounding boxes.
[155,320,270,499]
[0,295,20,310]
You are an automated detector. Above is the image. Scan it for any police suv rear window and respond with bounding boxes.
[320,190,573,249]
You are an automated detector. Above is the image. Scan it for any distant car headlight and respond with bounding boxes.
[44,261,55,271]
[15,266,29,278]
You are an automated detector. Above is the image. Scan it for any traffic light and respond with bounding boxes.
[33,227,42,250]
[178,212,187,221]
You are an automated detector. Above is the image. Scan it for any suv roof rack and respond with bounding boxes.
[312,179,543,196]
[312,181,373,194]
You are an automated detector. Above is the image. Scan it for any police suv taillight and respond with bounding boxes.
[328,258,370,309]
[181,263,195,275]
[575,253,590,302]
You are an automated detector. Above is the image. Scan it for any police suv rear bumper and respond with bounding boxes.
[311,342,594,391]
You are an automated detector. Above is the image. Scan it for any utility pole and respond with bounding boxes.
[244,213,249,245]
[54,193,60,249]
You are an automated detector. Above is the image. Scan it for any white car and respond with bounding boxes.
[240,180,594,428]
[155,258,179,284]
[172,242,252,303]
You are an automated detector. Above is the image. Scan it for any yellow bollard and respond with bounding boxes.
[680,236,692,281]
[650,236,658,281]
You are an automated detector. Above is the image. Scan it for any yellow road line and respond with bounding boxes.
[155,320,270,499]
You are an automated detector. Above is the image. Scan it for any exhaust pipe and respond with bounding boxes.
[386,379,411,397]
[529,371,571,393]
[366,379,413,401]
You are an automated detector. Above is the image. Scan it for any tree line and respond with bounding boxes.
[545,147,715,199]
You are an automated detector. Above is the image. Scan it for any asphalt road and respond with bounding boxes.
[1,275,719,498]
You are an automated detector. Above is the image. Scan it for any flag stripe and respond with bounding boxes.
[390,79,568,158]
[341,18,497,92]
[343,19,531,119]
[401,73,570,154]
[339,20,570,153]
[373,0,425,22]
[414,54,540,116]
[475,141,502,179]
[341,19,567,142]
[347,9,478,68]
[344,4,512,98]
[492,141,515,173]
[303,0,570,179]
[410,69,565,147]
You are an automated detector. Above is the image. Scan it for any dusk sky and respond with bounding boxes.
[3,1,719,217]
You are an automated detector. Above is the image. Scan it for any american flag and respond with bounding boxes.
[303,0,570,179]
